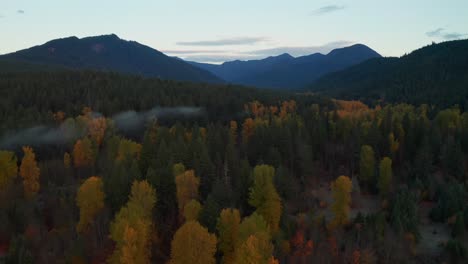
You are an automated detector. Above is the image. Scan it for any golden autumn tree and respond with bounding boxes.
[175,170,200,216]
[19,146,40,199]
[249,165,282,233]
[120,220,151,264]
[183,199,202,222]
[331,176,353,226]
[169,221,217,264]
[109,180,157,264]
[233,212,275,264]
[217,208,241,264]
[0,150,18,192]
[63,152,71,169]
[73,137,95,168]
[76,176,105,233]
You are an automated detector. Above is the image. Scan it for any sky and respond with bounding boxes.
[1,0,467,63]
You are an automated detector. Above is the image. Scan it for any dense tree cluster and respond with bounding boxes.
[1,71,468,263]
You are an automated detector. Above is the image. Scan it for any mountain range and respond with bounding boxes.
[190,44,381,89]
[0,34,380,89]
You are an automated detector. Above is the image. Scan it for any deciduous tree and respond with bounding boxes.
[183,199,202,222]
[19,147,40,199]
[217,208,241,264]
[175,170,200,216]
[109,180,156,264]
[76,176,105,233]
[73,138,95,168]
[331,175,352,226]
[249,165,282,233]
[169,221,217,264]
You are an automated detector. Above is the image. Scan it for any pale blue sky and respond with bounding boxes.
[1,0,467,63]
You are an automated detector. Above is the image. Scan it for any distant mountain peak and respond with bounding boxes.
[1,34,222,83]
[327,43,381,57]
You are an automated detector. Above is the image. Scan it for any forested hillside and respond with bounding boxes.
[1,70,468,263]
[0,35,222,83]
[310,39,468,108]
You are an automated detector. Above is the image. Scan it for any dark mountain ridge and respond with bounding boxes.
[0,34,222,83]
[309,39,468,108]
[190,44,381,89]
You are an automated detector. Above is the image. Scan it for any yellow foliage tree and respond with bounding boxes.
[233,212,274,264]
[175,170,200,216]
[109,180,156,264]
[249,165,282,233]
[19,146,40,199]
[76,176,105,233]
[169,221,217,264]
[0,150,18,192]
[331,175,353,226]
[217,208,241,264]
[183,199,202,222]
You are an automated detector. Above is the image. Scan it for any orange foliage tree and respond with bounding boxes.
[217,208,241,264]
[169,221,217,264]
[19,146,40,199]
[242,118,255,143]
[175,170,200,216]
[88,117,107,146]
[73,138,95,168]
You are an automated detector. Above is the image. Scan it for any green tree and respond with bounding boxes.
[378,157,392,196]
[359,145,375,188]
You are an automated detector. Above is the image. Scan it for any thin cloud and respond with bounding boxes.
[17,10,25,14]
[311,5,345,16]
[162,49,232,55]
[426,27,466,40]
[176,40,355,63]
[241,41,354,57]
[182,54,261,64]
[177,37,268,46]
